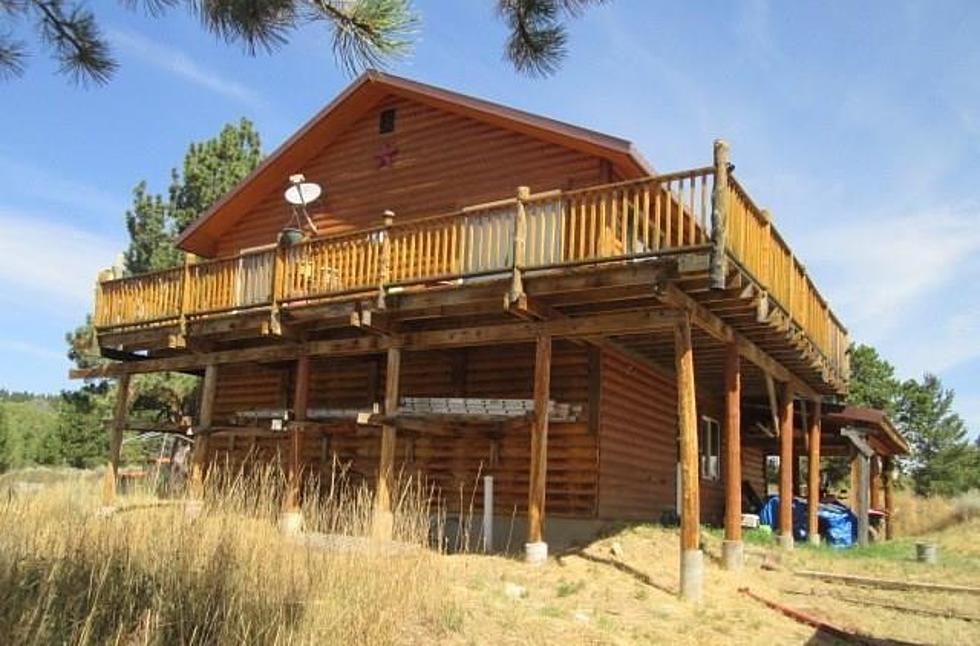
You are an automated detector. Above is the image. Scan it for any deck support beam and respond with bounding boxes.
[525,334,552,565]
[722,342,742,570]
[101,373,131,509]
[807,400,822,545]
[188,363,218,510]
[883,456,895,539]
[675,314,702,600]
[778,382,795,549]
[372,347,401,541]
[280,354,310,534]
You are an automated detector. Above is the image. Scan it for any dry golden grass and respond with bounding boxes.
[0,468,455,645]
[1,470,978,645]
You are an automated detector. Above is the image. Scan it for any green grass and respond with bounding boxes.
[555,578,585,598]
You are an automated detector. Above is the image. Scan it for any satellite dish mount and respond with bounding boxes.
[280,174,322,246]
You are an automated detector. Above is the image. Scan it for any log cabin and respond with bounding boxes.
[74,72,908,599]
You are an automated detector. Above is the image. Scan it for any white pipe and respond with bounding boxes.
[483,475,494,553]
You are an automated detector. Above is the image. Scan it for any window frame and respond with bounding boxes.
[699,415,721,481]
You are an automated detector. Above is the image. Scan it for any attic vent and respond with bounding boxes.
[379,108,396,134]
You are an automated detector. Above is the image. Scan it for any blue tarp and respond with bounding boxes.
[758,495,857,548]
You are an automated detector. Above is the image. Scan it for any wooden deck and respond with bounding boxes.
[89,161,848,394]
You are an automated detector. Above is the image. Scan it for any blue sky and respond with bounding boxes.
[0,1,977,435]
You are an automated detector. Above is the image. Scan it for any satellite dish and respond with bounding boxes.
[284,181,322,206]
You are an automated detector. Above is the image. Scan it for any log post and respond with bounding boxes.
[870,456,882,510]
[709,139,730,289]
[377,210,394,310]
[807,399,822,545]
[188,363,218,508]
[280,354,310,534]
[722,342,743,570]
[372,347,401,540]
[526,333,552,565]
[883,456,895,539]
[675,314,702,600]
[857,450,870,547]
[101,373,131,509]
[778,381,795,549]
[509,186,530,304]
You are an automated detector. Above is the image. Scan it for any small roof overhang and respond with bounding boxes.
[822,404,909,457]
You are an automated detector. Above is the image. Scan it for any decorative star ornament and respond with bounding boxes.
[375,142,399,169]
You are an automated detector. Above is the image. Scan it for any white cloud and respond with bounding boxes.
[0,339,66,363]
[0,155,127,218]
[109,28,263,108]
[803,206,980,337]
[0,209,122,307]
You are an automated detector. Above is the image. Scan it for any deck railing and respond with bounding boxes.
[725,177,849,379]
[93,161,848,381]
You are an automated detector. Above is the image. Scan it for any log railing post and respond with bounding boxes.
[281,354,310,534]
[178,253,193,334]
[526,333,552,565]
[101,373,131,510]
[373,347,401,541]
[377,210,395,310]
[722,342,742,570]
[509,186,530,304]
[778,381,795,549]
[807,399,822,545]
[270,242,287,335]
[710,139,730,289]
[188,363,218,509]
[675,313,702,600]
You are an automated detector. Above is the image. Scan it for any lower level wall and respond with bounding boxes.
[597,348,771,525]
[206,342,598,517]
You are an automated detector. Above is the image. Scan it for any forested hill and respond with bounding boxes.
[0,390,61,470]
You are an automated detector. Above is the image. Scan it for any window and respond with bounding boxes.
[700,416,721,481]
[379,108,396,134]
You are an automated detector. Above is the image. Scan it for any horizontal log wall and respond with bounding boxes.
[597,348,762,525]
[205,342,597,517]
[216,95,608,256]
[597,350,678,520]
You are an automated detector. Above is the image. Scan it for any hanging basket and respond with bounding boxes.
[278,227,305,247]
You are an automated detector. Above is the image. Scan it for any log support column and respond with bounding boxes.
[807,400,822,545]
[101,373,131,510]
[722,342,743,570]
[778,382,795,549]
[188,363,218,516]
[280,354,309,535]
[883,456,895,540]
[372,347,401,541]
[675,315,702,600]
[856,450,870,547]
[525,334,552,565]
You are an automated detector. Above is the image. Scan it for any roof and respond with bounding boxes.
[822,405,910,456]
[176,71,655,256]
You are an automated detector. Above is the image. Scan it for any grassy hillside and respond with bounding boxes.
[0,393,59,468]
[0,472,977,645]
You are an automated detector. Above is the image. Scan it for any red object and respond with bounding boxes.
[375,142,399,168]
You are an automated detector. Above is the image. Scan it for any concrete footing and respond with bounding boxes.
[524,541,548,565]
[779,532,795,550]
[278,511,304,535]
[679,549,704,601]
[808,533,821,547]
[184,500,204,519]
[721,540,744,570]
